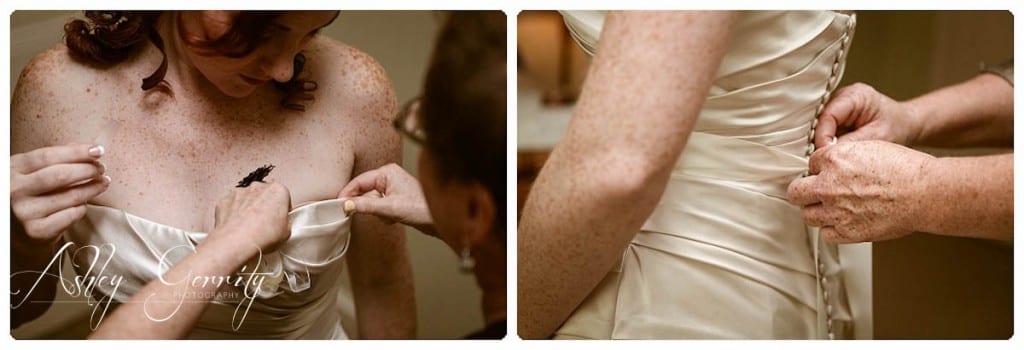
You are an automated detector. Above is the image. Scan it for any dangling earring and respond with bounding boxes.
[458,246,476,274]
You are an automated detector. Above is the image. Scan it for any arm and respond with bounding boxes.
[517,11,737,339]
[88,230,259,338]
[10,47,107,327]
[90,182,292,339]
[916,154,1012,239]
[344,56,417,339]
[906,72,1013,148]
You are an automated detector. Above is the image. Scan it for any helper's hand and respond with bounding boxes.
[814,83,924,149]
[338,163,436,236]
[787,140,935,243]
[11,144,110,244]
[213,181,292,253]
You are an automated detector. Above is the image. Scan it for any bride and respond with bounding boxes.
[11,11,415,339]
[519,10,859,339]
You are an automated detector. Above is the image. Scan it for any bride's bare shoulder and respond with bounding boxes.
[305,36,397,123]
[12,44,104,150]
[303,36,400,165]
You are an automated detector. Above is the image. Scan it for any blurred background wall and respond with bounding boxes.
[10,10,484,339]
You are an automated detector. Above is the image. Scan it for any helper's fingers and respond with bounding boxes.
[338,169,388,199]
[807,145,837,176]
[820,226,860,244]
[786,176,821,206]
[13,144,104,174]
[799,203,830,227]
[21,163,105,196]
[814,114,839,149]
[343,196,398,224]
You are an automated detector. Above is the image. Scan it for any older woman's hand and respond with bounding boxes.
[212,181,292,254]
[813,83,924,149]
[338,163,436,237]
[787,140,936,243]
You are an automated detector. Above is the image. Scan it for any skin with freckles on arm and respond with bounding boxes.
[517,11,738,339]
[790,72,1014,243]
[342,59,417,339]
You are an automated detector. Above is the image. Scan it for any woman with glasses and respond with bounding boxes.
[338,11,507,339]
[11,11,414,339]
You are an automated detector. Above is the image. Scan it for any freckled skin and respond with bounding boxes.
[517,11,738,339]
[790,73,1014,243]
[12,12,414,338]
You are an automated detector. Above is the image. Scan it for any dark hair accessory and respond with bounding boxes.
[237,164,275,188]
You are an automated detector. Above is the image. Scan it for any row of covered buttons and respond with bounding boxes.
[806,14,856,340]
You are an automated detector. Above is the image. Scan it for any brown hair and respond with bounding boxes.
[421,11,507,236]
[64,11,323,110]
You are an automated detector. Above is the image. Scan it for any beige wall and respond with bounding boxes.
[9,10,483,339]
[841,11,1013,339]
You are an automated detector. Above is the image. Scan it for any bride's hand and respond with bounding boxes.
[813,83,924,149]
[10,144,110,245]
[212,181,292,253]
[338,163,437,237]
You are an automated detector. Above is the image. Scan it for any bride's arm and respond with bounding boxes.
[345,62,417,339]
[517,11,737,339]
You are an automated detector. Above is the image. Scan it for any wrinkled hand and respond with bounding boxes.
[213,181,292,253]
[338,163,435,236]
[787,140,935,243]
[11,144,110,244]
[814,83,923,149]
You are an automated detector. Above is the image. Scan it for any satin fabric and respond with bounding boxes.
[556,10,860,339]
[64,199,351,339]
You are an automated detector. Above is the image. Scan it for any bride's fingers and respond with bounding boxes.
[21,162,105,196]
[20,205,88,241]
[21,176,110,218]
[786,176,820,206]
[338,169,388,199]
[13,144,103,174]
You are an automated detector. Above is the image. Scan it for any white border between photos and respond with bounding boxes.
[1,1,1020,349]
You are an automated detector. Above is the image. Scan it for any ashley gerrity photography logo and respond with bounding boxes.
[11,242,274,330]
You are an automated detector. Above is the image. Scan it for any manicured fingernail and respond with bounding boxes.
[102,175,112,184]
[89,145,105,157]
[343,200,356,214]
[97,161,107,174]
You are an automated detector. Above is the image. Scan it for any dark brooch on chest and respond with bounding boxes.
[237,164,276,188]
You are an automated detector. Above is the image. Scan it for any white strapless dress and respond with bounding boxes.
[556,10,868,339]
[64,199,352,339]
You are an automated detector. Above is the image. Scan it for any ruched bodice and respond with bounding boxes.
[557,10,861,339]
[64,199,351,339]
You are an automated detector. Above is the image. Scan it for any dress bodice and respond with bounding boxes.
[64,199,351,339]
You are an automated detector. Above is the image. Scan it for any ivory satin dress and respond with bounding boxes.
[555,10,866,339]
[64,199,352,339]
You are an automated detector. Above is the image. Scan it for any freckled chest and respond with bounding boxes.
[86,88,355,232]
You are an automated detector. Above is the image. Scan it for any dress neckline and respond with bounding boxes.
[83,198,345,235]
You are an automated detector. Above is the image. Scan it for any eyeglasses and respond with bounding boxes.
[393,97,426,145]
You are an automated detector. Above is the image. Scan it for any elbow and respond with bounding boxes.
[595,147,675,200]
